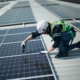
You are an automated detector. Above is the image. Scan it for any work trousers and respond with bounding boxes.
[58,32,78,53]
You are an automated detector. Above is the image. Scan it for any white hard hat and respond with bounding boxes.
[37,20,48,33]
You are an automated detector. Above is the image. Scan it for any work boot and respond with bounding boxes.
[55,52,68,58]
[55,52,62,58]
[61,52,68,57]
[78,41,80,48]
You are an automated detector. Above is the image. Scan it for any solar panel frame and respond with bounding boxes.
[0,7,36,27]
[27,76,54,80]
[8,76,55,80]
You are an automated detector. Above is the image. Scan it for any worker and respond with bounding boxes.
[21,20,80,58]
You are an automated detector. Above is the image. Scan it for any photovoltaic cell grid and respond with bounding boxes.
[71,23,80,29]
[0,40,45,56]
[0,7,36,26]
[3,33,40,43]
[0,54,54,80]
[12,1,30,8]
[1,26,39,43]
[0,36,4,43]
[7,26,36,34]
[35,0,59,6]
[0,26,54,80]
[0,29,7,35]
[0,26,44,56]
[45,5,80,20]
[0,26,36,35]
[0,3,9,9]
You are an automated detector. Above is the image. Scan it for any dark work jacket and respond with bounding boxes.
[31,24,62,48]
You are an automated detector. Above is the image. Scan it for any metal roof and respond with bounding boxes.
[0,0,80,80]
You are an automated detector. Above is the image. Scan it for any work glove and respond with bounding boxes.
[21,41,26,53]
[40,50,48,54]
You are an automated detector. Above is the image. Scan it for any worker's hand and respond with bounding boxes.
[40,50,48,54]
[21,41,26,53]
[21,41,26,47]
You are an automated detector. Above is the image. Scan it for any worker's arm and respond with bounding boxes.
[40,47,55,54]
[21,31,41,47]
[24,35,32,43]
[47,47,55,53]
[42,38,60,54]
[46,25,62,53]
[21,35,32,52]
[23,31,41,43]
[23,31,41,42]
[52,25,62,48]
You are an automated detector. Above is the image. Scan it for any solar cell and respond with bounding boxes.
[0,36,4,43]
[0,54,52,80]
[3,33,40,43]
[0,40,44,56]
[0,29,7,35]
[71,23,80,29]
[0,7,36,26]
[0,21,12,26]
[8,26,36,34]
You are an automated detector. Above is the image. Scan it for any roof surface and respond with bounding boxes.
[0,0,80,80]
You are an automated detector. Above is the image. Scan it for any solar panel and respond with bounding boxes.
[0,54,53,80]
[0,40,44,56]
[0,36,4,43]
[71,23,80,29]
[12,1,30,8]
[8,26,36,34]
[0,29,7,35]
[0,26,55,80]
[0,7,36,26]
[45,5,80,20]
